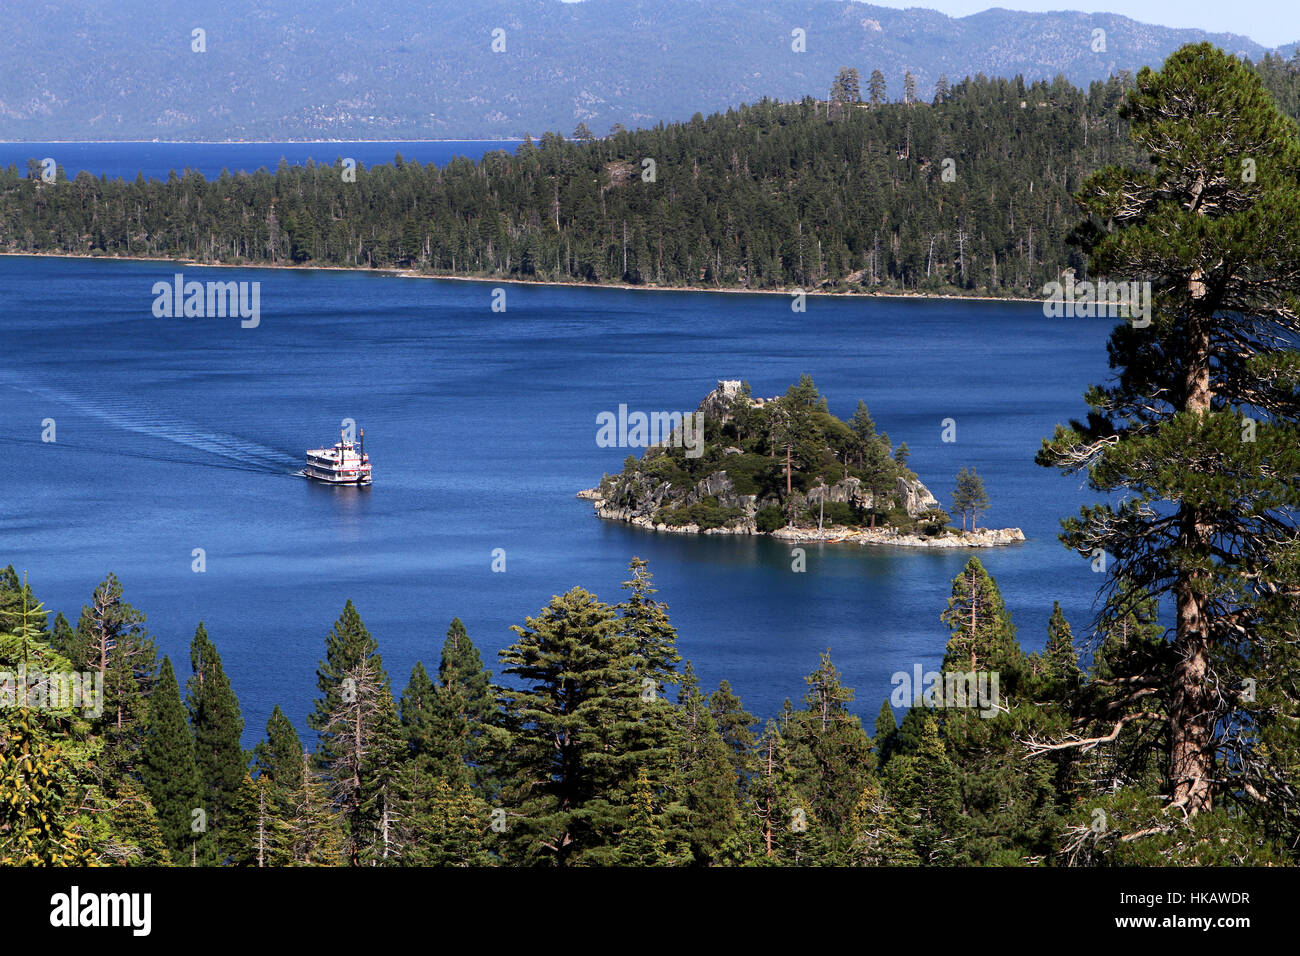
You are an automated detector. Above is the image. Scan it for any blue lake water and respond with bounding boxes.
[0,141,518,182]
[0,254,1117,745]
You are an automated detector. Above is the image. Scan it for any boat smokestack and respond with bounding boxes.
[360,428,365,456]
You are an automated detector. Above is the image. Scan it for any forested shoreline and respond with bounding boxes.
[0,56,1293,298]
[3,72,1143,297]
[4,555,1286,867]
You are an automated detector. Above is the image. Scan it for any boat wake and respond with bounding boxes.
[0,382,301,476]
[0,435,296,477]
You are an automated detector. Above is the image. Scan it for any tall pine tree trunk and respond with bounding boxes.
[1171,571,1213,813]
[764,736,774,858]
[257,787,266,868]
[1170,303,1214,814]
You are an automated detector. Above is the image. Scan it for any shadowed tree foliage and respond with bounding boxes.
[709,677,756,786]
[254,705,303,792]
[434,619,499,784]
[186,623,245,859]
[672,664,742,864]
[882,714,964,864]
[399,619,501,791]
[141,657,205,865]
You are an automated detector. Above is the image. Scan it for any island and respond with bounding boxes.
[580,379,1025,548]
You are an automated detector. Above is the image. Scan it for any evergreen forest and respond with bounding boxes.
[0,54,1295,297]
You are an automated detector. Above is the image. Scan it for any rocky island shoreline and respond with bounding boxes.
[580,380,1025,549]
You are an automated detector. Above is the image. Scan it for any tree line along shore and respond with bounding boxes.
[0,56,1295,298]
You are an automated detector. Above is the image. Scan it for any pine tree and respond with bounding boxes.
[933,559,1064,862]
[614,558,683,795]
[829,67,862,104]
[432,618,498,788]
[672,664,742,864]
[395,766,494,866]
[615,769,676,866]
[891,697,930,754]
[0,567,48,641]
[939,557,1021,677]
[141,657,205,865]
[873,699,899,767]
[496,587,633,865]
[283,749,343,868]
[254,704,303,792]
[289,749,346,866]
[73,575,155,778]
[308,599,381,769]
[1068,585,1169,799]
[0,575,57,676]
[186,623,246,853]
[84,779,171,865]
[253,704,305,833]
[1041,602,1082,689]
[50,612,74,662]
[934,73,951,103]
[708,678,756,785]
[0,710,98,865]
[849,777,918,866]
[308,601,404,864]
[951,466,989,531]
[849,399,877,444]
[321,653,405,865]
[225,773,293,866]
[881,715,964,864]
[943,670,1064,864]
[868,69,887,106]
[1039,43,1300,819]
[400,660,453,779]
[400,620,499,790]
[785,652,873,839]
[859,437,895,527]
[741,720,821,864]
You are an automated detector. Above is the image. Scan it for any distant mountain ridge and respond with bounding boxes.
[1,0,1294,141]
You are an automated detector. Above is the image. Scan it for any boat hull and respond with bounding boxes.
[303,467,371,485]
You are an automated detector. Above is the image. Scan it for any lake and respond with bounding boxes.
[0,141,519,182]
[0,254,1116,745]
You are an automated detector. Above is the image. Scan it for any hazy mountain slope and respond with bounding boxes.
[1,0,1293,140]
